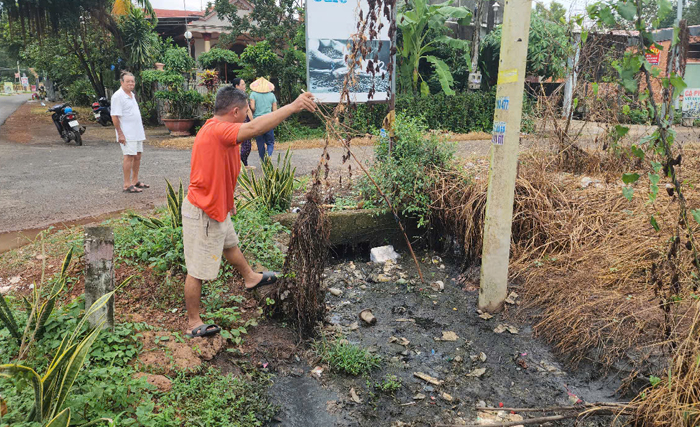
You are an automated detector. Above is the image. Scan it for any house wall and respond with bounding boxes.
[633,36,700,102]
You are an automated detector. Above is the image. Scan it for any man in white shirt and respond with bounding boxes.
[111,71,149,193]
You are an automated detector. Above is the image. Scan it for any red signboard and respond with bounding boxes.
[645,46,661,65]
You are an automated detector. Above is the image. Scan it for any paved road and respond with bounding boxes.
[0,97,490,235]
[0,94,32,127]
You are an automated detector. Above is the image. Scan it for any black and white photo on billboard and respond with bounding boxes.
[307,38,391,99]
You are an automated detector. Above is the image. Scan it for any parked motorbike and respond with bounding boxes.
[45,103,85,145]
[91,97,112,126]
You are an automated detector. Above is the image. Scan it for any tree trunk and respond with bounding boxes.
[471,0,486,73]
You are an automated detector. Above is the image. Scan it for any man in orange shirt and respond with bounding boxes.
[182,87,316,338]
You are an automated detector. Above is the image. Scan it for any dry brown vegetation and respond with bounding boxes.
[430,147,700,409]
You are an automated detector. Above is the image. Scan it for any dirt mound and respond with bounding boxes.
[136,330,225,375]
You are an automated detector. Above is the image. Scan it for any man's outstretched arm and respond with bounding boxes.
[237,92,316,143]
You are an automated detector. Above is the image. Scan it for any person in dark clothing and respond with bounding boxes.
[232,78,255,169]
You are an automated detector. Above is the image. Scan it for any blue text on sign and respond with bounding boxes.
[496,97,510,110]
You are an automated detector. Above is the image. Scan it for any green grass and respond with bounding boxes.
[313,336,381,376]
[373,374,402,393]
[0,295,275,427]
[151,366,277,427]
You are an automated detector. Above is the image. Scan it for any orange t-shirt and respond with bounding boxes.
[187,118,242,222]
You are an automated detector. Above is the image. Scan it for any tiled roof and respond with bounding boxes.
[154,9,204,18]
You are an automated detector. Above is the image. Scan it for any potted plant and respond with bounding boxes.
[143,47,203,136]
[156,87,204,136]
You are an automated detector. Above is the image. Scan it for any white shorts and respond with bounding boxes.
[120,140,143,156]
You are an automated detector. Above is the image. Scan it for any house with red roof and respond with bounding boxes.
[154,0,255,60]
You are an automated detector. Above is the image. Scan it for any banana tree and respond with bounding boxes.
[398,0,472,95]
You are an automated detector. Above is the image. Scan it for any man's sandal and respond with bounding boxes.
[123,185,142,193]
[245,272,278,291]
[135,181,150,189]
[185,324,221,338]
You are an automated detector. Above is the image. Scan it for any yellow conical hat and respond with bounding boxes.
[250,77,275,93]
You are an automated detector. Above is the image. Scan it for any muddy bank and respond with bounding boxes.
[264,252,622,426]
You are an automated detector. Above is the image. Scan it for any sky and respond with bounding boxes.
[538,0,591,16]
[151,0,207,11]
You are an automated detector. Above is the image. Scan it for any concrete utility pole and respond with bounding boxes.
[84,227,115,329]
[478,0,533,313]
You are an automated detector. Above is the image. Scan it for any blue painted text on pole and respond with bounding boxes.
[496,97,510,110]
[492,121,506,145]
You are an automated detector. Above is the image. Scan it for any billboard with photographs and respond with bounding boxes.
[306,0,394,103]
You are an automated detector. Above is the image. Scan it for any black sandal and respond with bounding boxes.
[185,324,221,338]
[245,272,278,291]
[123,185,142,193]
[135,181,150,189]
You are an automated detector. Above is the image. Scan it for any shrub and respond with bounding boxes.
[117,214,185,273]
[360,113,456,227]
[64,79,96,107]
[163,46,196,74]
[238,149,296,213]
[276,90,523,140]
[275,117,325,142]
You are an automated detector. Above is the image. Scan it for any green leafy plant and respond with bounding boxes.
[197,69,220,93]
[360,113,455,227]
[203,300,259,345]
[155,87,205,120]
[237,40,280,83]
[162,46,196,75]
[0,290,116,424]
[397,0,471,95]
[119,7,159,75]
[479,12,571,88]
[198,48,238,81]
[130,179,183,229]
[239,149,297,213]
[149,366,277,426]
[0,247,74,359]
[374,374,402,393]
[313,336,381,376]
[121,180,185,273]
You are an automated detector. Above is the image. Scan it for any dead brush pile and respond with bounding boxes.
[629,303,700,426]
[270,184,331,337]
[430,148,700,381]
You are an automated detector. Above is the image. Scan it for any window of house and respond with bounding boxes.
[688,42,700,60]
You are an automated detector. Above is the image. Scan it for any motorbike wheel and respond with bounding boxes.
[73,131,82,146]
[100,119,110,127]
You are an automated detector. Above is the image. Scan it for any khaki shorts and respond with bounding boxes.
[120,140,143,156]
[182,197,239,281]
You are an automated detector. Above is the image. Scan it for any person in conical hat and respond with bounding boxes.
[250,77,275,93]
[249,77,278,160]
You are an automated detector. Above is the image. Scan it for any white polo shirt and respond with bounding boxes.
[111,88,146,142]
